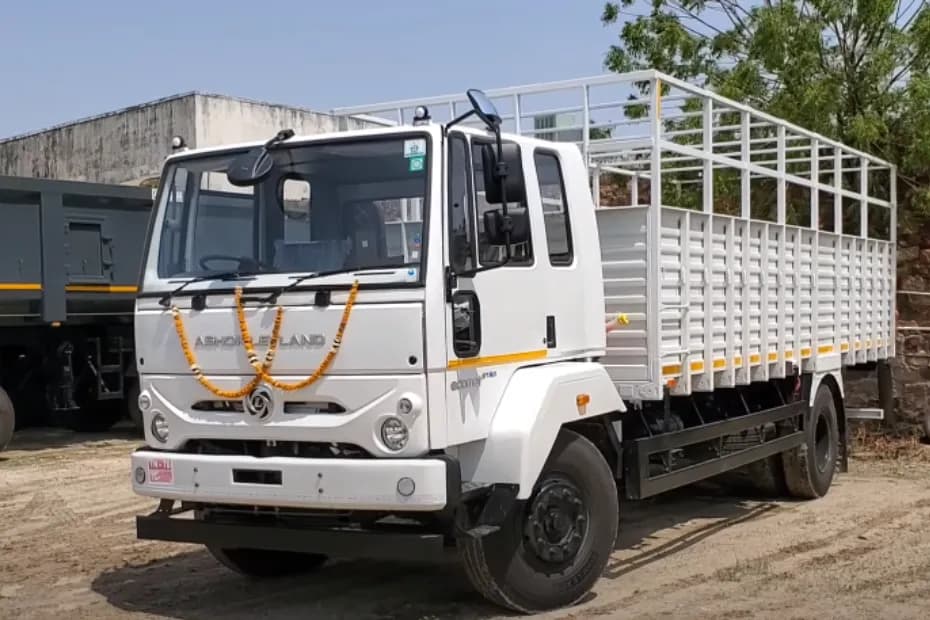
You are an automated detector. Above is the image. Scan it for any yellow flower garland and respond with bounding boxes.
[170,280,360,399]
[237,280,360,392]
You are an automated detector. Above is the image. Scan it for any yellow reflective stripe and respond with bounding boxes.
[65,284,138,293]
[840,343,850,352]
[818,344,834,354]
[448,349,547,370]
[749,353,761,365]
[0,283,42,291]
[662,363,682,376]
[801,347,812,358]
[690,361,704,373]
[733,356,743,368]
[785,350,794,359]
[713,358,727,370]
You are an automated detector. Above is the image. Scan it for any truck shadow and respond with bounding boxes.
[91,550,500,620]
[606,478,786,580]
[91,480,784,619]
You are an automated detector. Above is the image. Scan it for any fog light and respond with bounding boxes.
[397,477,416,497]
[380,417,409,451]
[151,412,169,443]
[397,397,413,415]
[138,391,152,412]
[134,466,146,484]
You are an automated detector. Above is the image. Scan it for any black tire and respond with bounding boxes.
[0,386,15,452]
[207,546,328,578]
[125,380,143,433]
[459,429,618,613]
[783,383,839,499]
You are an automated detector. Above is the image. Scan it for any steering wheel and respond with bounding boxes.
[198,254,272,272]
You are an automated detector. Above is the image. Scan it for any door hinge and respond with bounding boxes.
[445,267,457,303]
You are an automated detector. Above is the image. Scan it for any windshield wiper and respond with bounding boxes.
[263,266,395,304]
[158,271,248,307]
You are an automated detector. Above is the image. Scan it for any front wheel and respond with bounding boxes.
[459,429,618,613]
[207,546,328,578]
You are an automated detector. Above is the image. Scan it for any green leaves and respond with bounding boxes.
[601,0,930,232]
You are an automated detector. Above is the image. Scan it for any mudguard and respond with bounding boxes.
[467,362,625,499]
[809,368,844,406]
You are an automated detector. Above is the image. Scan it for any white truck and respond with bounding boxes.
[130,71,896,613]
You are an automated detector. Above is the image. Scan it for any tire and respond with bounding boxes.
[0,386,15,452]
[207,546,328,578]
[459,429,618,613]
[125,381,143,433]
[782,383,839,499]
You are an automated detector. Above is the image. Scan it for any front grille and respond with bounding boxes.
[191,400,346,414]
[183,438,372,459]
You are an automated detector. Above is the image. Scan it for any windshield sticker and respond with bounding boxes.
[409,156,425,172]
[404,139,426,159]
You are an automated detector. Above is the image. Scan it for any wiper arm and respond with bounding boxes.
[158,271,247,307]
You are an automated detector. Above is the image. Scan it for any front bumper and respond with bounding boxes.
[131,449,456,512]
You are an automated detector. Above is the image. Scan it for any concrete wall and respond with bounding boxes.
[194,94,372,150]
[0,94,377,187]
[0,96,198,186]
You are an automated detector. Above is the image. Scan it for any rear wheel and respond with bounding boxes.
[207,546,328,578]
[0,386,15,452]
[783,383,839,499]
[459,429,618,613]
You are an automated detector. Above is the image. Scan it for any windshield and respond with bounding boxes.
[154,135,428,281]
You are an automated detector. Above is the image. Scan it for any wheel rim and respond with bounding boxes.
[523,477,589,565]
[814,412,832,473]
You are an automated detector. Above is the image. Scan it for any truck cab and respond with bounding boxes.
[132,93,624,613]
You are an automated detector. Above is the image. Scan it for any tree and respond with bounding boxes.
[601,0,930,233]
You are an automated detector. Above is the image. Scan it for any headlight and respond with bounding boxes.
[150,412,169,443]
[138,391,152,412]
[380,417,409,451]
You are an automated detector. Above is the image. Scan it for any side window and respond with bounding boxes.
[534,151,573,266]
[448,134,475,273]
[472,142,533,266]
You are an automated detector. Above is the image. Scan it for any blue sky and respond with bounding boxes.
[0,0,619,139]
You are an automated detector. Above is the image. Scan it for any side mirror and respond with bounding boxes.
[227,147,274,186]
[466,89,501,129]
[480,142,527,205]
[483,209,530,246]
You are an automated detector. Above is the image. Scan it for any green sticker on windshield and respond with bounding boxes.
[409,156,425,172]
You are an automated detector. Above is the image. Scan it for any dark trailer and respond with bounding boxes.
[0,176,152,450]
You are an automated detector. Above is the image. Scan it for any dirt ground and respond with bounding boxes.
[3,428,930,620]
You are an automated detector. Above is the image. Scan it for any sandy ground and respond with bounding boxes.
[3,428,930,620]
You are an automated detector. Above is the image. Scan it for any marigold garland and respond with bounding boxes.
[170,302,278,399]
[237,280,360,392]
[170,280,360,399]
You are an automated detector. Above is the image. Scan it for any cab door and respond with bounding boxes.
[443,132,551,446]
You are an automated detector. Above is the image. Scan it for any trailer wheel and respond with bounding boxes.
[0,386,15,452]
[459,429,618,613]
[207,546,328,578]
[783,384,838,499]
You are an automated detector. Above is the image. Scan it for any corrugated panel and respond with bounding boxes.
[600,205,895,401]
[597,208,649,384]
